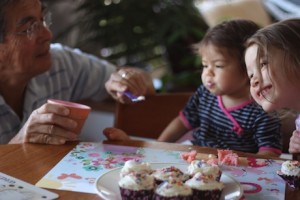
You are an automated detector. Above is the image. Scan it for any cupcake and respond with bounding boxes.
[151,166,190,185]
[185,172,224,200]
[119,173,155,200]
[153,179,192,200]
[120,160,152,178]
[277,160,300,189]
[187,160,222,181]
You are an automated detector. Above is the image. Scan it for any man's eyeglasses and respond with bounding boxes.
[15,12,52,40]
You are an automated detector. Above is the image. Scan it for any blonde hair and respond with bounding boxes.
[246,18,300,86]
[246,18,300,117]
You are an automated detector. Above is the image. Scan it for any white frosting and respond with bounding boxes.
[185,172,224,190]
[118,173,155,190]
[187,160,221,179]
[281,160,300,176]
[152,166,189,181]
[120,160,152,178]
[155,179,192,197]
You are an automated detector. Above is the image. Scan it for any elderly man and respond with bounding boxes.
[0,0,155,144]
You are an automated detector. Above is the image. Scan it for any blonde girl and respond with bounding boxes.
[245,18,300,153]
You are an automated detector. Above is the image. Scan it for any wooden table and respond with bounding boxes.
[0,140,299,200]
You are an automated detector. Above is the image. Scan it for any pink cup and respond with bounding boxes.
[47,99,91,134]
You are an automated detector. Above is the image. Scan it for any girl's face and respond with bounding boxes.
[201,44,249,97]
[245,44,300,112]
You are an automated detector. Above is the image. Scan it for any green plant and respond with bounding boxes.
[52,0,208,91]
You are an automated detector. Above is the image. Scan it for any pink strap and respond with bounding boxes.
[179,111,193,130]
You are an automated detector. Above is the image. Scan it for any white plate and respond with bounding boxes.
[95,163,243,200]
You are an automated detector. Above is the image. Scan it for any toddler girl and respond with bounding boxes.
[157,19,281,156]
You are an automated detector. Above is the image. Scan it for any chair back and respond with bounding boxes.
[114,93,192,139]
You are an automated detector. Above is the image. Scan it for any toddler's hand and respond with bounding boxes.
[103,127,130,141]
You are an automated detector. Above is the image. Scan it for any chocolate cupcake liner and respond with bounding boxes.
[119,187,153,200]
[277,173,300,189]
[152,193,192,200]
[192,188,223,200]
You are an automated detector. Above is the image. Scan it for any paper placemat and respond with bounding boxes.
[36,142,285,199]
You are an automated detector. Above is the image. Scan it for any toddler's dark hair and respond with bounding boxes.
[197,19,260,72]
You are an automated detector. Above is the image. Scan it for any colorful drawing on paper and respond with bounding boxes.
[36,142,286,199]
[221,159,286,200]
[36,142,184,193]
